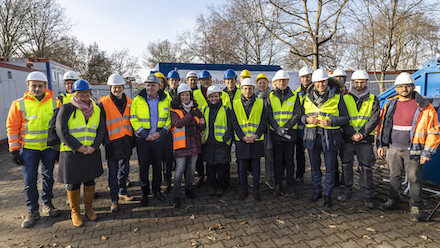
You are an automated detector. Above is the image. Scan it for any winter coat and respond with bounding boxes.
[56,103,105,184]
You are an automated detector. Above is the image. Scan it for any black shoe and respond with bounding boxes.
[324,195,332,207]
[252,190,262,202]
[273,185,283,198]
[154,192,166,201]
[164,182,172,194]
[209,188,217,197]
[140,196,149,207]
[239,190,248,200]
[295,177,304,184]
[288,186,298,199]
[380,198,399,210]
[363,197,374,209]
[195,177,204,188]
[310,192,322,202]
[216,190,225,197]
[185,189,197,199]
[173,197,181,208]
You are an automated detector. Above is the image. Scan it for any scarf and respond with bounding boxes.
[241,94,256,117]
[71,97,94,120]
[351,86,370,99]
[182,100,194,113]
[312,88,330,108]
[256,87,271,100]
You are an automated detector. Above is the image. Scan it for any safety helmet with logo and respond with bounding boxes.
[63,71,79,81]
[332,69,347,77]
[298,67,313,77]
[240,78,256,88]
[224,69,237,79]
[72,79,91,92]
[272,70,290,82]
[199,69,211,79]
[177,83,192,94]
[207,85,223,97]
[155,72,166,80]
[312,69,329,82]
[186,71,198,79]
[26,71,48,83]
[394,72,415,86]
[255,73,268,82]
[107,73,125,85]
[145,74,160,84]
[351,70,369,81]
[167,70,180,79]
[240,69,251,78]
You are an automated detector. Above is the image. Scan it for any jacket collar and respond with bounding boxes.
[138,88,167,101]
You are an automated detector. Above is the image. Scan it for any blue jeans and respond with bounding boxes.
[108,158,130,201]
[308,135,337,196]
[21,148,57,212]
[238,158,260,191]
[173,156,197,197]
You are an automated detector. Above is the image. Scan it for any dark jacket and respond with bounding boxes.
[56,103,105,184]
[301,87,349,152]
[136,88,169,141]
[231,94,267,159]
[267,87,302,142]
[170,100,206,158]
[202,100,233,164]
[343,91,380,144]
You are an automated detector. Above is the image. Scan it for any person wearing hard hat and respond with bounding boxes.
[302,69,349,207]
[98,74,136,213]
[166,70,180,99]
[202,85,233,197]
[7,71,60,228]
[186,71,199,90]
[293,66,313,183]
[338,70,380,208]
[255,73,275,190]
[231,78,267,201]
[170,83,206,208]
[239,69,251,83]
[155,72,168,91]
[57,71,79,107]
[56,79,105,227]
[192,69,212,187]
[221,69,242,109]
[332,68,347,84]
[130,74,171,206]
[267,70,302,197]
[377,72,440,221]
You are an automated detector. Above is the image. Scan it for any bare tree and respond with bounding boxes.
[79,43,112,84]
[142,39,181,67]
[110,48,141,77]
[50,35,86,70]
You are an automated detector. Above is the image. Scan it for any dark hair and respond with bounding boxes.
[171,91,199,109]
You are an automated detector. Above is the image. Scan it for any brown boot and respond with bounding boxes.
[67,189,84,227]
[84,185,97,221]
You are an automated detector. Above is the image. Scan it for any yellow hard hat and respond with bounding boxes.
[240,69,251,78]
[155,72,166,80]
[255,73,268,82]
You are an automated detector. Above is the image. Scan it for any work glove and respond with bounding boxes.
[10,150,24,165]
[189,109,199,117]
[276,127,286,136]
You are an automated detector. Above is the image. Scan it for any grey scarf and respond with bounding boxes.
[312,88,329,108]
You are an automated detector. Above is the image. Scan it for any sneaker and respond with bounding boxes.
[337,193,352,202]
[21,211,40,228]
[119,194,136,201]
[252,190,262,202]
[265,180,275,190]
[110,201,120,213]
[363,198,374,209]
[380,198,399,210]
[42,202,60,217]
[239,190,248,200]
[410,206,422,222]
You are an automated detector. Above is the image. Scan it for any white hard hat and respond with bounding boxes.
[298,67,313,77]
[394,72,415,86]
[332,69,346,77]
[311,69,329,82]
[63,71,79,81]
[186,71,198,79]
[272,69,290,82]
[240,78,256,87]
[351,70,369,81]
[177,83,192,94]
[26,71,48,83]
[107,73,125,86]
[207,85,222,97]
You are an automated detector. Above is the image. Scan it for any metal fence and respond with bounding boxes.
[345,80,395,96]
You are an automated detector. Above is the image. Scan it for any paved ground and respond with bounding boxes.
[0,144,440,248]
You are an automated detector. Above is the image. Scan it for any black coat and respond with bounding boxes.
[56,103,105,184]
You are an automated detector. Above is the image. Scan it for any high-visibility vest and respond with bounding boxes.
[193,89,209,111]
[344,93,375,135]
[303,94,341,130]
[221,88,241,109]
[293,86,306,103]
[233,97,264,141]
[60,102,101,152]
[57,93,72,108]
[99,95,133,141]
[130,95,171,135]
[170,108,200,150]
[269,91,297,129]
[203,105,231,145]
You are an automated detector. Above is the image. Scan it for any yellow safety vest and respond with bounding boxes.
[269,91,297,129]
[221,88,242,109]
[203,105,231,145]
[130,95,171,135]
[303,94,341,130]
[193,89,209,111]
[60,102,101,152]
[233,97,265,141]
[343,93,375,135]
[293,86,306,104]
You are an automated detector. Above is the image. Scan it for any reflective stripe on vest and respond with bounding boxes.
[303,94,341,129]
[203,105,231,145]
[344,94,375,135]
[269,91,297,129]
[130,95,170,134]
[193,89,209,111]
[233,97,264,141]
[100,95,133,141]
[17,95,56,150]
[171,108,200,150]
[60,102,101,152]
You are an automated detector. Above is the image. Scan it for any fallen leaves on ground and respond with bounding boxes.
[207,235,216,241]
[190,214,195,220]
[208,223,223,231]
[421,235,433,242]
[321,210,338,217]
[240,220,248,225]
[275,216,285,224]
[363,235,372,240]
[101,236,108,240]
[132,228,139,233]
[226,233,231,239]
[366,227,376,232]
[191,239,201,247]
[328,225,337,229]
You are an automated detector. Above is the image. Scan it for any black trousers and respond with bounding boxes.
[136,137,163,196]
[294,137,306,179]
[206,163,228,190]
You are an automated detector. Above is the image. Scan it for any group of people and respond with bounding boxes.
[7,65,440,229]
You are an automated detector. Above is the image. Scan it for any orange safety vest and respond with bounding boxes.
[170,108,200,150]
[99,95,133,141]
